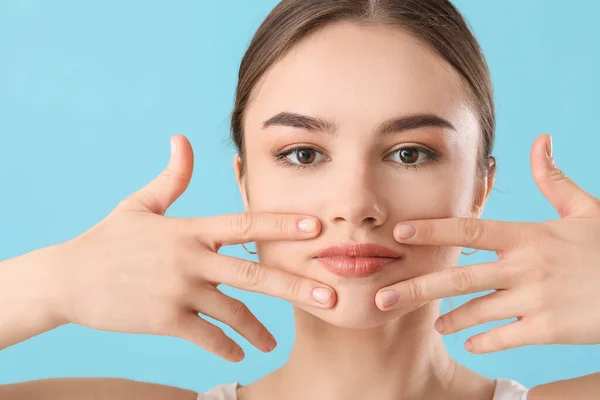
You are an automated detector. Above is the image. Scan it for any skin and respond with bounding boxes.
[0,135,338,361]
[2,17,599,400]
[376,134,600,354]
[234,21,496,400]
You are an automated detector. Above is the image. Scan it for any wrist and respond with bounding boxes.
[24,244,71,328]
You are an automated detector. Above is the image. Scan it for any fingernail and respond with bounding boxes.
[171,137,177,157]
[435,318,445,333]
[235,348,245,362]
[545,134,553,159]
[464,339,473,352]
[312,287,332,304]
[267,335,277,352]
[378,290,398,308]
[395,224,415,239]
[298,218,317,233]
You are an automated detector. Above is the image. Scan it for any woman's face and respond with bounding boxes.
[235,22,494,328]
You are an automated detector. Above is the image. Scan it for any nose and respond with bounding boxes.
[325,164,388,229]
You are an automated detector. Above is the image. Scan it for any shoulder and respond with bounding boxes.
[493,378,529,400]
[196,382,241,400]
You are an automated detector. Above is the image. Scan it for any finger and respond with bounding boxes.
[118,134,194,215]
[172,313,245,363]
[392,217,535,253]
[184,212,321,249]
[189,287,277,353]
[375,261,513,310]
[465,319,534,354]
[204,253,336,308]
[435,289,524,335]
[531,133,600,218]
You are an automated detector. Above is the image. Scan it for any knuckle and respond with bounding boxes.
[231,213,253,238]
[546,165,569,182]
[258,324,272,341]
[277,216,291,235]
[442,312,456,331]
[528,224,554,247]
[407,280,424,302]
[417,224,434,243]
[204,327,229,352]
[472,301,487,324]
[163,276,188,303]
[529,262,552,284]
[490,330,507,350]
[451,268,473,293]
[460,218,484,243]
[167,253,189,280]
[237,261,267,287]
[226,299,251,321]
[160,310,187,336]
[537,221,560,242]
[116,198,132,211]
[161,168,188,187]
[286,278,304,300]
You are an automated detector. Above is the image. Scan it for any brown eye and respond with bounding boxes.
[387,147,432,168]
[296,149,316,164]
[398,148,419,164]
[284,147,324,166]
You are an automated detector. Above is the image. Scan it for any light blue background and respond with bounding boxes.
[1,0,599,392]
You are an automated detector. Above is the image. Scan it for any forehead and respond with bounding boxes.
[245,21,471,129]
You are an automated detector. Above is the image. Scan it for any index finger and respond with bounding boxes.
[392,217,533,253]
[205,252,336,308]
[375,260,512,310]
[184,212,321,247]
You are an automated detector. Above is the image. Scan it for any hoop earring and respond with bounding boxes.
[241,243,257,255]
[461,248,480,256]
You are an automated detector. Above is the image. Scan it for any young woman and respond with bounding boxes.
[219,1,524,398]
[2,0,600,399]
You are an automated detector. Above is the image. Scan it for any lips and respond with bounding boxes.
[314,243,403,278]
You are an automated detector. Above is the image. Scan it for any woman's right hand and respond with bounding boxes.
[49,134,336,362]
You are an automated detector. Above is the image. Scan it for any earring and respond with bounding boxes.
[241,242,257,255]
[461,248,480,256]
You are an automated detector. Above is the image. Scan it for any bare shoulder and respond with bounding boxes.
[0,378,198,400]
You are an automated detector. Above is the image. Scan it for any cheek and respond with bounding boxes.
[243,165,314,275]
[381,166,477,221]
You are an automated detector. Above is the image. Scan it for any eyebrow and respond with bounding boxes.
[262,112,456,136]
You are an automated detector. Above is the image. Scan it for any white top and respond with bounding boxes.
[196,378,528,399]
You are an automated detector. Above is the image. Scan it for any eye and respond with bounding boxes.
[386,146,439,169]
[275,147,326,168]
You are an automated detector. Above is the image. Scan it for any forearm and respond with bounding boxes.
[528,372,600,400]
[0,245,67,350]
[0,378,198,400]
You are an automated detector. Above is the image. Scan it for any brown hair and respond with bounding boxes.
[231,0,496,180]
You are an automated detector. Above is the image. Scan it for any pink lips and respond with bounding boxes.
[314,243,403,278]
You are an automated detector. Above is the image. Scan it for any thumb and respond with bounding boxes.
[118,134,194,215]
[531,133,598,218]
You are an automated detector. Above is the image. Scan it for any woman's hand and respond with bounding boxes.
[375,134,600,353]
[4,134,336,362]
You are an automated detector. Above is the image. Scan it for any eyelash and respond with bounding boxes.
[272,146,440,170]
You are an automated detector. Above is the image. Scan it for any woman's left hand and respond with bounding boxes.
[375,134,600,354]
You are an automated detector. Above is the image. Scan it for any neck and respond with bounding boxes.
[268,301,465,400]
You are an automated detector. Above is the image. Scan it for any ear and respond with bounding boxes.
[233,154,250,211]
[472,157,496,217]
